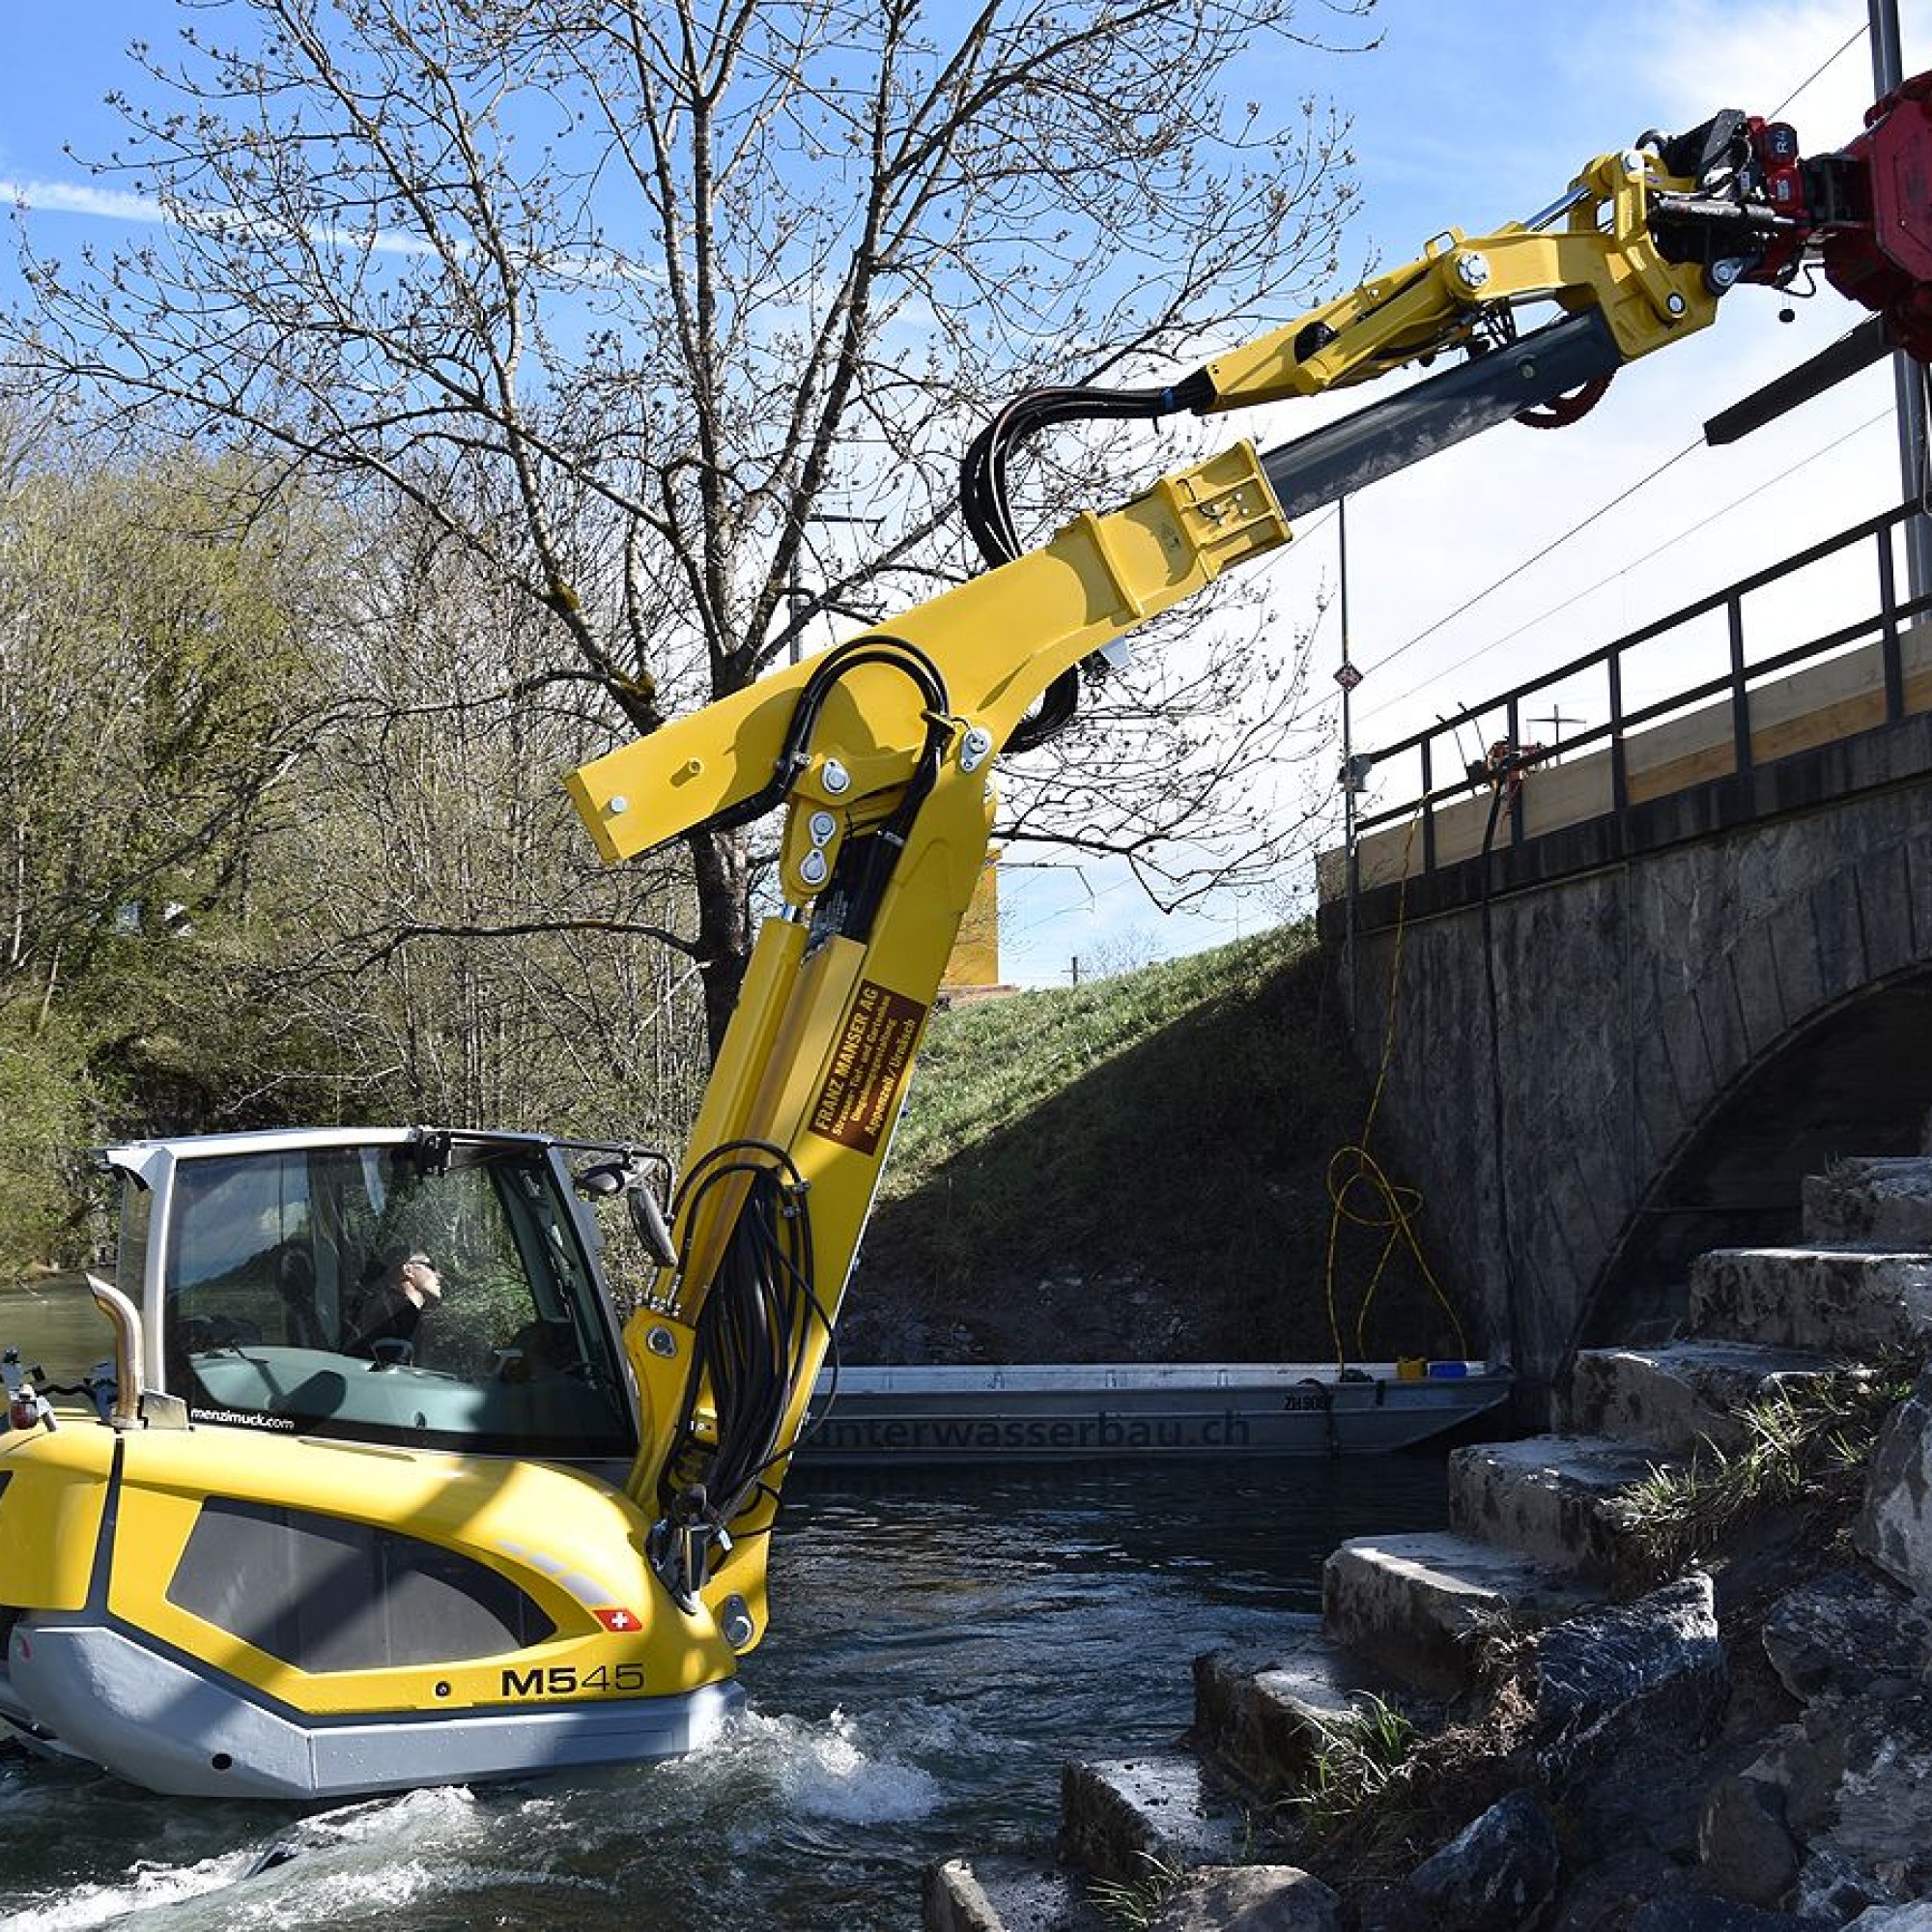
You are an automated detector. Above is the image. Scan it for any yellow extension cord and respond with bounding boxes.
[1321,816,1471,1371]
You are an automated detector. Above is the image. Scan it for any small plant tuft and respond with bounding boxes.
[1289,1693,1419,1847]
[1618,1361,1917,1580]
[1089,1850,1185,1930]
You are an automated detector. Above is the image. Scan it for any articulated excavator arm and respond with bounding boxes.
[563,75,1932,1643]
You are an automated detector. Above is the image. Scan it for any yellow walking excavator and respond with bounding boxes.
[3,77,1929,1798]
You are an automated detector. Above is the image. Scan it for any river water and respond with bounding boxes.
[0,1287,1452,1930]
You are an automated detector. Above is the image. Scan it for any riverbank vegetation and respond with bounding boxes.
[0,427,709,1276]
[1616,1360,1919,1584]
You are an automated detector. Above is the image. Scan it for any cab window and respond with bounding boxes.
[159,1142,635,1462]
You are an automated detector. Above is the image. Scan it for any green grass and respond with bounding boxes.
[845,923,1472,1365]
[1088,1852,1186,1929]
[1288,1694,1421,1848]
[1617,1362,1918,1581]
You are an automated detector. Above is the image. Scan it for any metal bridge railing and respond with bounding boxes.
[1341,499,1932,895]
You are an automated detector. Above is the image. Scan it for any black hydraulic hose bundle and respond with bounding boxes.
[654,1142,838,1602]
[959,372,1215,753]
[707,634,952,838]
[665,1146,823,1508]
[959,373,1215,568]
[813,640,955,944]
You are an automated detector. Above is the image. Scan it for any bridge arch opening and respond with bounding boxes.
[1578,964,1932,1354]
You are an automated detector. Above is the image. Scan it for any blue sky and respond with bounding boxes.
[1,1,1918,984]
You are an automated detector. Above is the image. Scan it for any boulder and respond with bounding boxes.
[1536,1574,1729,1785]
[1792,1847,1897,1924]
[1406,1791,1560,1932]
[1855,1366,1932,1598]
[1544,1844,1693,1932]
[1753,1691,1932,1902]
[1815,1693,1932,1901]
[1147,1865,1341,1932]
[1628,1903,1827,1930]
[1760,1568,1932,1703]
[1698,1773,1798,1909]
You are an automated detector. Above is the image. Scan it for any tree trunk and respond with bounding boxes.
[688,822,753,1062]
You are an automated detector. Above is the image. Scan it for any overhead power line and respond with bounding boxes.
[1341,20,1877,706]
[1355,407,1891,726]
[1773,21,1868,118]
[1368,436,1705,680]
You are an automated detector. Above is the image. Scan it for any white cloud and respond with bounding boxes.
[0,172,661,286]
[1,177,162,224]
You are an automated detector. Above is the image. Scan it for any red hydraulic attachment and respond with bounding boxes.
[1733,70,1932,360]
[1823,71,1932,360]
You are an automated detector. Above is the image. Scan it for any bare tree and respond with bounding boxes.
[10,0,1371,1049]
[273,505,713,1136]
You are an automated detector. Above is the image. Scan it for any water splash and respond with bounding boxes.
[0,1785,579,1931]
[685,1706,945,1825]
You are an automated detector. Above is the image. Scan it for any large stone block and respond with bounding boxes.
[1534,1573,1727,1788]
[1855,1367,1932,1599]
[1061,1755,1243,1886]
[1565,1341,1845,1455]
[1321,1531,1600,1697]
[1191,1630,1401,1796]
[1689,1248,1932,1354]
[1449,1435,1673,1581]
[1147,1865,1341,1932]
[923,1856,1109,1932]
[1803,1158,1932,1249]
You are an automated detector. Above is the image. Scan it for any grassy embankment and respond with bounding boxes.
[840,922,1476,1368]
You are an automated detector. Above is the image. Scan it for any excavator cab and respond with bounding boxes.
[102,1126,640,1468]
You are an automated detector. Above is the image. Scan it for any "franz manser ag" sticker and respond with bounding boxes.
[810,980,925,1155]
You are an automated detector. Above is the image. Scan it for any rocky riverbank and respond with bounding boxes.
[925,1157,1932,1930]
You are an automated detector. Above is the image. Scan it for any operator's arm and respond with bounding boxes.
[566,76,1932,1647]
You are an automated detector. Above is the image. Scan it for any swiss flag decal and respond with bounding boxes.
[593,1606,643,1633]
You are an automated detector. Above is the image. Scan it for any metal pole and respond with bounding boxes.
[1871,0,1932,604]
[1338,497,1357,1018]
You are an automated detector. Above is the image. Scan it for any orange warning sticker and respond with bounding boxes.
[810,980,926,1155]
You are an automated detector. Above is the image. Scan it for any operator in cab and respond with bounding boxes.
[347,1249,443,1359]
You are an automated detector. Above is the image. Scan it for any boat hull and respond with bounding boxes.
[799,1362,1511,1465]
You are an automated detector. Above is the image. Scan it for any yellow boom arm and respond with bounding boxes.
[562,86,1932,1643]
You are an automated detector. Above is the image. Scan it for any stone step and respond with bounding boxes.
[923,1855,1109,1932]
[1689,1245,1932,1355]
[1321,1530,1603,1697]
[1190,1616,1419,1796]
[1802,1156,1932,1249]
[1060,1752,1252,1887]
[1448,1434,1678,1582]
[1564,1340,1850,1454]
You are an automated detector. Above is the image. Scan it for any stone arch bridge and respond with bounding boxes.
[1320,503,1932,1416]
